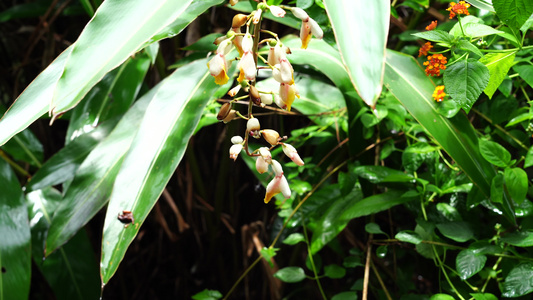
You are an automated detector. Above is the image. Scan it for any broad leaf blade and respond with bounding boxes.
[27,188,100,300]
[0,159,31,300]
[100,59,229,283]
[493,0,533,30]
[324,0,389,107]
[456,249,487,280]
[443,58,490,113]
[479,52,516,99]
[502,262,533,297]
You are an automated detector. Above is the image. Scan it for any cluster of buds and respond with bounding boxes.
[447,1,470,19]
[209,1,323,204]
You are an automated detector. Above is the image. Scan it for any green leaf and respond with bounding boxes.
[324,264,346,279]
[402,142,437,173]
[493,0,533,30]
[514,64,533,88]
[479,52,516,99]
[332,291,358,300]
[260,247,279,268]
[0,158,31,300]
[324,0,389,107]
[460,23,505,38]
[283,233,305,245]
[436,203,462,221]
[491,173,504,204]
[520,12,533,33]
[505,167,528,204]
[479,139,511,167]
[430,294,455,300]
[501,230,533,246]
[502,262,533,297]
[365,223,387,236]
[274,267,306,283]
[468,0,495,12]
[384,50,514,223]
[470,293,498,300]
[456,249,487,279]
[436,221,474,242]
[411,30,454,43]
[100,59,229,284]
[457,40,483,57]
[443,58,490,112]
[0,0,50,22]
[1,128,43,167]
[44,87,154,256]
[26,188,100,300]
[0,0,222,147]
[26,120,116,192]
[354,165,415,183]
[310,190,416,254]
[395,230,423,244]
[525,146,533,168]
[297,0,314,9]
[66,54,151,143]
[192,289,223,300]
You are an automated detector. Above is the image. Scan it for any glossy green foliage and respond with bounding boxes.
[0,159,31,300]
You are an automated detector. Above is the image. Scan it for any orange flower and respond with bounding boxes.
[426,20,437,31]
[447,1,470,19]
[432,85,446,102]
[423,54,447,76]
[418,42,433,57]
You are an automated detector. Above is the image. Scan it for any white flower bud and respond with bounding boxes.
[260,93,273,105]
[229,144,243,161]
[308,18,323,39]
[271,159,283,177]
[242,33,254,53]
[256,156,269,174]
[269,5,286,17]
[279,58,294,84]
[228,85,241,97]
[272,65,282,83]
[247,117,260,132]
[217,39,233,55]
[291,7,309,21]
[231,136,243,144]
[279,175,291,199]
[253,8,262,24]
[258,147,272,164]
[261,129,280,146]
[282,143,304,166]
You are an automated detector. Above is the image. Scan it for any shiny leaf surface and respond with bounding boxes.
[324,0,389,107]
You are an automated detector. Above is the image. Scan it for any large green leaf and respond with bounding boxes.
[0,159,31,300]
[443,58,490,113]
[456,250,487,280]
[468,0,495,12]
[100,58,230,284]
[1,127,43,167]
[0,0,222,146]
[383,51,498,204]
[44,84,156,255]
[493,0,533,30]
[479,52,516,99]
[324,0,389,108]
[65,53,151,143]
[502,262,533,297]
[27,188,100,300]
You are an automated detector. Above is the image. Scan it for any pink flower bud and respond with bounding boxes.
[267,43,284,66]
[229,144,243,161]
[256,156,269,174]
[271,159,283,176]
[291,7,309,21]
[279,58,294,84]
[282,143,304,166]
[238,51,256,82]
[269,5,286,17]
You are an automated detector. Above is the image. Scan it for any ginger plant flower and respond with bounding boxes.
[258,147,272,164]
[279,58,294,84]
[282,143,304,166]
[418,42,433,57]
[256,156,269,174]
[432,85,446,102]
[237,33,256,82]
[426,20,437,31]
[264,174,291,203]
[423,54,447,76]
[278,83,300,111]
[269,5,286,18]
[229,144,243,161]
[447,1,470,19]
[207,39,233,85]
[261,129,280,146]
[300,21,312,49]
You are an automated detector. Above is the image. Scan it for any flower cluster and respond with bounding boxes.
[425,20,437,31]
[447,1,470,19]
[418,42,433,57]
[208,3,322,204]
[423,53,447,76]
[432,85,446,102]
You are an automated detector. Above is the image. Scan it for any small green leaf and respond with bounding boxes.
[491,173,504,204]
[260,247,279,268]
[436,221,474,242]
[192,289,223,300]
[456,249,487,279]
[365,223,386,236]
[411,30,454,43]
[395,230,423,244]
[479,52,516,99]
[296,0,314,9]
[324,264,346,279]
[430,294,455,300]
[343,256,363,268]
[501,230,533,247]
[479,139,511,167]
[493,0,533,30]
[514,64,533,88]
[436,203,462,221]
[502,262,533,297]
[525,146,533,168]
[274,267,306,283]
[505,167,528,204]
[443,58,490,112]
[457,40,483,57]
[520,12,533,33]
[461,23,504,38]
[283,233,305,245]
[470,293,498,300]
[332,291,358,300]
[402,142,437,173]
[376,245,388,258]
[354,165,414,183]
[468,0,495,12]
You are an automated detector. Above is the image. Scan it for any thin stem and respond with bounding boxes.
[0,149,30,177]
[482,256,503,292]
[222,256,263,300]
[471,108,529,151]
[370,260,392,300]
[303,226,327,300]
[432,246,465,300]
[457,16,466,37]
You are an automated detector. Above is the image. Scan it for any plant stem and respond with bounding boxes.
[432,246,465,300]
[471,108,529,151]
[303,226,327,300]
[222,256,263,300]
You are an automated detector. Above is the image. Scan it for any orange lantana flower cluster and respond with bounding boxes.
[447,1,471,19]
[418,42,433,57]
[426,20,437,31]
[432,85,446,102]
[423,54,447,76]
